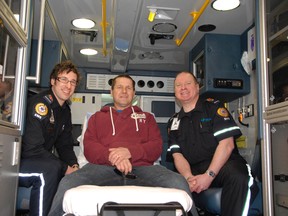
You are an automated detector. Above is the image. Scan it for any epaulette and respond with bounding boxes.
[43,94,54,104]
[205,98,220,104]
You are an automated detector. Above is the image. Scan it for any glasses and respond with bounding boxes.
[56,77,78,86]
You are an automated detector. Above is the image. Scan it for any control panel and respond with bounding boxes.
[214,79,243,89]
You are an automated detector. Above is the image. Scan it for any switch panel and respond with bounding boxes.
[214,78,243,89]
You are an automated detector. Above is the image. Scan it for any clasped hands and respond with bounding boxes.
[109,147,132,175]
[186,173,213,193]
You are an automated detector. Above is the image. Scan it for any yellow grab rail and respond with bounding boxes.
[175,0,210,46]
[101,0,108,56]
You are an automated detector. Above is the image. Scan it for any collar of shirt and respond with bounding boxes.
[178,99,204,119]
[47,89,68,110]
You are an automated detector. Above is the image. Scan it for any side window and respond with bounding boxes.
[0,20,19,123]
[0,0,28,127]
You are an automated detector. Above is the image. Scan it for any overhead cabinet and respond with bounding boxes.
[190,33,250,102]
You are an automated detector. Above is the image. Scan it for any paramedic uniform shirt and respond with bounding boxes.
[19,89,78,216]
[167,99,242,167]
[21,89,77,172]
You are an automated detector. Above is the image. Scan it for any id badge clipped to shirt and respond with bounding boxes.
[170,118,180,131]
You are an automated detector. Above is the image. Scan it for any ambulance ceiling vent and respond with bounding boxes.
[152,23,177,33]
[138,51,163,60]
[86,74,175,94]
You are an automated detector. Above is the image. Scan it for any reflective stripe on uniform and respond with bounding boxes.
[241,164,254,216]
[19,173,45,216]
[214,126,240,137]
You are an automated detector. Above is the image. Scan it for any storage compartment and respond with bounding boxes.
[271,121,288,215]
[190,34,250,102]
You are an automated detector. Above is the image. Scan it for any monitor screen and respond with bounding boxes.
[152,101,175,117]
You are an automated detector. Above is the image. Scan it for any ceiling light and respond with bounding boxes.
[212,0,240,11]
[155,10,173,20]
[72,18,95,29]
[80,48,98,55]
[148,8,157,22]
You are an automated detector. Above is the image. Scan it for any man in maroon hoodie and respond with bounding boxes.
[48,74,194,216]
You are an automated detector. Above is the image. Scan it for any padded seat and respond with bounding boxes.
[63,185,193,216]
[191,140,263,215]
[192,181,263,216]
[193,187,222,214]
[16,186,31,211]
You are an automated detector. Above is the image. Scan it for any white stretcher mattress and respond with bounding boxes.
[63,185,193,216]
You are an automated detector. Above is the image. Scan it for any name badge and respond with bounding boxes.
[171,118,180,130]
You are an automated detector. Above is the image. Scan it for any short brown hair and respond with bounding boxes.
[49,60,80,86]
[111,74,135,90]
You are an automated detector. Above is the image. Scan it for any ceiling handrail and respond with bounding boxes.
[101,0,108,56]
[175,0,210,46]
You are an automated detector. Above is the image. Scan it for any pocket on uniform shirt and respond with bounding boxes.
[199,121,212,133]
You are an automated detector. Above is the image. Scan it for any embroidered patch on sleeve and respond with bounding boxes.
[216,107,229,118]
[35,103,48,116]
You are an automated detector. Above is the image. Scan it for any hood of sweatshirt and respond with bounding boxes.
[100,105,144,136]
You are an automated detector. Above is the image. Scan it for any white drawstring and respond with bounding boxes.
[109,106,139,135]
[109,106,116,136]
[131,106,139,132]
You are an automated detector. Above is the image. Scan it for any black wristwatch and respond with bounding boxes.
[206,170,216,178]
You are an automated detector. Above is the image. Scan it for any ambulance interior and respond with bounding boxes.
[1,0,288,215]
[28,0,257,160]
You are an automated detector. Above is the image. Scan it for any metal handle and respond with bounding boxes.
[12,139,20,166]
[26,0,46,84]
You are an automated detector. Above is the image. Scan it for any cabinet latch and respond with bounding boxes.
[275,174,288,182]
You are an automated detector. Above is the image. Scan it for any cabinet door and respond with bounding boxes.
[271,121,288,215]
[266,0,288,106]
[0,128,21,216]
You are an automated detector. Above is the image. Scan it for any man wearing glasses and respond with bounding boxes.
[19,60,81,216]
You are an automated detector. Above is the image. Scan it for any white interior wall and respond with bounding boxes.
[228,69,258,165]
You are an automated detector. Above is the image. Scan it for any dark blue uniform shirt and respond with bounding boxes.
[21,89,77,174]
[167,99,242,167]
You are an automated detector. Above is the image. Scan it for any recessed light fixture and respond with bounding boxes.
[72,18,95,29]
[212,0,240,11]
[80,48,98,55]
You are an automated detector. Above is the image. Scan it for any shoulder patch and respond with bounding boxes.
[35,103,48,116]
[216,107,229,118]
